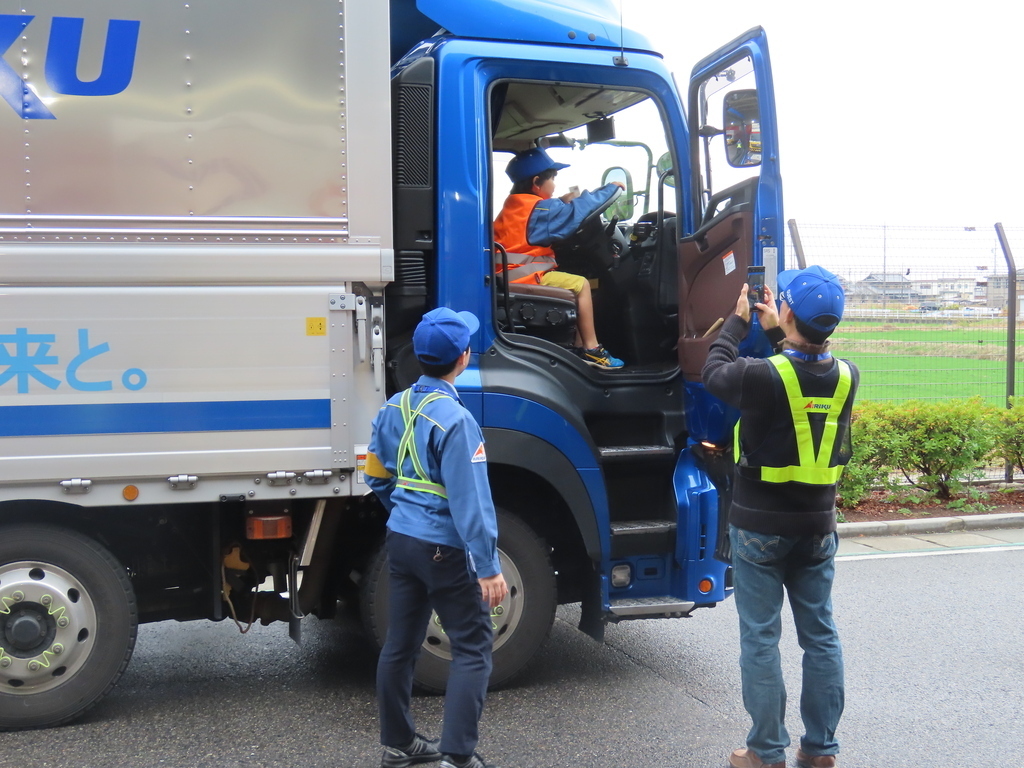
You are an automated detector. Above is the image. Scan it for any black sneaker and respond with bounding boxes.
[381,733,442,768]
[438,753,498,768]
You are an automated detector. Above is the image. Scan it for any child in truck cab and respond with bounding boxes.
[494,147,625,370]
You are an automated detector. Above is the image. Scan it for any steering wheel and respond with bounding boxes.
[573,186,622,239]
[550,187,623,277]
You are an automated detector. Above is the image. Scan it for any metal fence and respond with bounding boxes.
[785,222,1024,405]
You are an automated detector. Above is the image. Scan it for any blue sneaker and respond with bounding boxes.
[583,345,624,369]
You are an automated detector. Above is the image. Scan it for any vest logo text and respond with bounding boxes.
[803,401,831,411]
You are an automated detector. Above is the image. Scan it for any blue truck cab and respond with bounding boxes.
[375,0,785,689]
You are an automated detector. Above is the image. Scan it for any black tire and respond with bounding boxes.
[0,524,137,730]
[361,509,557,692]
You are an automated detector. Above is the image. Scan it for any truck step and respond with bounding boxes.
[608,596,696,619]
[610,519,677,535]
[609,519,676,558]
[598,445,675,461]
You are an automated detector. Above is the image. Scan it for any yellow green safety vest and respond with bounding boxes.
[735,354,853,485]
[395,388,449,499]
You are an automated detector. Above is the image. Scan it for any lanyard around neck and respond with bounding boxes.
[783,348,832,362]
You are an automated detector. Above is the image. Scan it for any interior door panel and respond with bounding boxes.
[677,178,756,380]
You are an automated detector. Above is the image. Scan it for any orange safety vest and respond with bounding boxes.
[493,194,557,283]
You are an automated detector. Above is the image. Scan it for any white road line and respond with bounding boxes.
[839,544,1024,561]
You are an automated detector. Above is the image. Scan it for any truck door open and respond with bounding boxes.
[677,28,782,385]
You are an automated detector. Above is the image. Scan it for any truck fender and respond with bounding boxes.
[481,426,601,563]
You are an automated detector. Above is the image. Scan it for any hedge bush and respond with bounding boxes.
[991,397,1024,477]
[843,397,998,502]
[836,403,886,508]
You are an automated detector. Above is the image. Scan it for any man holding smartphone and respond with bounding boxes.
[702,265,859,768]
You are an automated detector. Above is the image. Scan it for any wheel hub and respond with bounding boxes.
[0,563,96,693]
[422,547,525,660]
[5,607,52,652]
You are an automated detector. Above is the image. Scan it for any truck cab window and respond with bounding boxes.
[491,90,671,230]
[490,83,681,369]
[692,54,761,221]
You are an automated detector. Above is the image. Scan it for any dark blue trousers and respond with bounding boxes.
[377,530,493,756]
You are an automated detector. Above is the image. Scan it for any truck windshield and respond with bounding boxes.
[491,88,672,225]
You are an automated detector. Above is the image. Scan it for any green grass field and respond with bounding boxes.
[841,353,1019,403]
[832,319,1024,403]
[839,327,1007,343]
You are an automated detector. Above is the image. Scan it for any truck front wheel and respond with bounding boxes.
[361,509,557,692]
[0,524,137,730]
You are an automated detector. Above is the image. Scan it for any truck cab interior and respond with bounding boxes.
[488,73,763,383]
[489,82,684,375]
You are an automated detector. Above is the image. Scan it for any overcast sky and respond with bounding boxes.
[630,0,1021,229]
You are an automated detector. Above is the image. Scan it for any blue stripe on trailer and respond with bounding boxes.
[0,399,331,437]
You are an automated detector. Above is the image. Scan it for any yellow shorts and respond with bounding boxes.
[539,270,587,294]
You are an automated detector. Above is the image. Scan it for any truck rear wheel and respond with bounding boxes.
[0,524,137,730]
[361,509,557,692]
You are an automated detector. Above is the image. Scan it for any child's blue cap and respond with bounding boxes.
[506,147,570,184]
[413,307,480,365]
[777,265,845,335]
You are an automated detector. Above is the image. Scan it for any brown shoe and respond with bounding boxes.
[796,748,837,767]
[728,747,785,768]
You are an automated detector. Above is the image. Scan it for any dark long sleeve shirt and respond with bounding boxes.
[702,315,860,535]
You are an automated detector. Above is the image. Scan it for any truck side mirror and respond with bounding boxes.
[601,166,634,220]
[656,152,675,188]
[722,89,761,168]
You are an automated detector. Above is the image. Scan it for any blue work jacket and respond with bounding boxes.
[526,182,621,246]
[366,376,501,578]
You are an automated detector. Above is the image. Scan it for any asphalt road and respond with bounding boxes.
[1,545,1021,767]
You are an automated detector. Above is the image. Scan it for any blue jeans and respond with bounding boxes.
[377,530,493,756]
[729,525,844,764]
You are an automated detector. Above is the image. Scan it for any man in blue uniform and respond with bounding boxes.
[703,266,859,768]
[365,307,508,768]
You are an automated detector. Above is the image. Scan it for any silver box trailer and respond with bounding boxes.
[0,0,393,506]
[0,0,404,730]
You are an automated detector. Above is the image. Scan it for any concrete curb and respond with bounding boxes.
[838,512,1024,538]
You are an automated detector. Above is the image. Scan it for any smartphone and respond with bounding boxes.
[746,265,765,309]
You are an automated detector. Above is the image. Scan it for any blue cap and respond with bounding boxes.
[777,265,845,335]
[505,147,570,184]
[413,307,480,365]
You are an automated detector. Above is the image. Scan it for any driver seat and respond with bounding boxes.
[494,247,578,345]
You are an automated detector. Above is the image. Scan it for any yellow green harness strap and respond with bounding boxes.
[395,388,449,499]
[736,355,853,485]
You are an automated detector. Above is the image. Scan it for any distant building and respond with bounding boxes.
[912,278,981,306]
[983,275,1023,310]
[850,273,920,304]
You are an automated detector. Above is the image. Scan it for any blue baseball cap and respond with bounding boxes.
[505,147,570,184]
[413,307,480,365]
[777,265,845,335]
